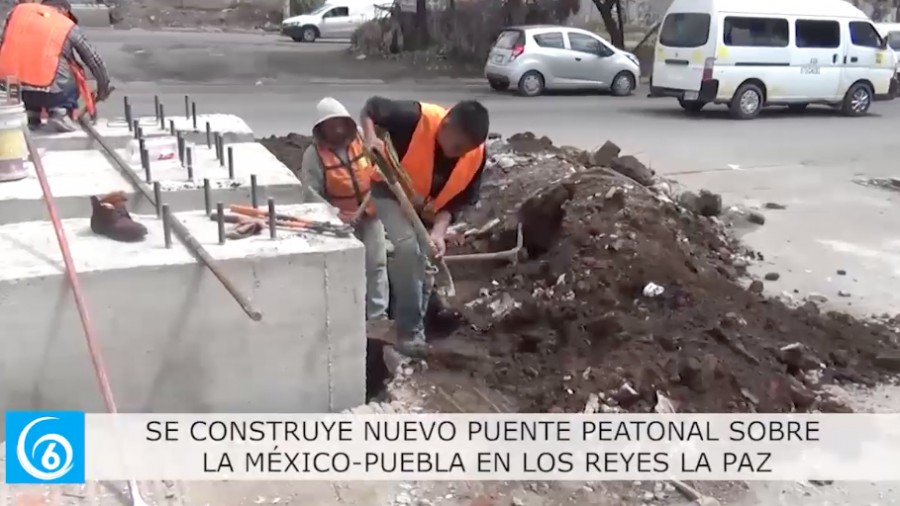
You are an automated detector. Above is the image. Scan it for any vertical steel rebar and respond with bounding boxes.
[153,181,162,217]
[159,104,165,130]
[154,95,160,119]
[205,121,211,147]
[203,178,211,216]
[227,146,234,179]
[184,95,190,118]
[124,97,132,132]
[162,205,172,249]
[141,148,151,184]
[250,174,258,209]
[268,198,276,239]
[216,202,225,245]
[134,122,141,139]
[169,119,176,136]
[191,102,198,130]
[186,145,194,180]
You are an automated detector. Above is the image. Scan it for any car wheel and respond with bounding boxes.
[489,79,509,92]
[841,82,872,116]
[787,103,808,113]
[611,71,636,97]
[517,71,545,97]
[301,26,317,42]
[729,83,764,119]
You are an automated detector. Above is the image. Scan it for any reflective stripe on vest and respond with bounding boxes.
[397,102,485,213]
[318,139,376,216]
[0,3,74,88]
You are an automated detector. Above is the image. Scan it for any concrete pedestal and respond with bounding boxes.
[31,114,255,151]
[0,141,304,224]
[0,204,366,415]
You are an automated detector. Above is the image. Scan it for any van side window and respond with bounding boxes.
[723,17,789,47]
[533,32,565,49]
[324,7,349,18]
[659,13,711,48]
[795,20,840,49]
[849,21,883,48]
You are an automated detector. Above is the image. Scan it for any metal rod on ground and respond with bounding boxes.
[216,202,225,245]
[203,178,211,215]
[191,102,198,130]
[268,198,276,239]
[444,223,524,264]
[205,121,211,147]
[162,205,172,249]
[78,116,263,321]
[153,182,162,217]
[227,146,234,179]
[22,127,151,506]
[250,174,258,208]
[154,95,160,119]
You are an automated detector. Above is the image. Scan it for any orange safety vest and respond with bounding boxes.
[0,3,75,88]
[374,102,485,214]
[318,139,376,217]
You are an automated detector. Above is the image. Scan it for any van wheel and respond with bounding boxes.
[729,83,764,119]
[841,82,872,116]
[678,99,705,114]
[517,71,545,97]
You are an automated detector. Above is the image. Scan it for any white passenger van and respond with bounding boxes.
[650,0,899,119]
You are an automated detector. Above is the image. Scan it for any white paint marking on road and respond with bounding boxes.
[727,164,743,171]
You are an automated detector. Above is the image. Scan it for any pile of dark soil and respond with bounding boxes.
[258,133,313,179]
[429,134,900,415]
[259,130,900,414]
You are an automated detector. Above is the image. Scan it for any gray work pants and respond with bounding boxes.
[355,215,389,321]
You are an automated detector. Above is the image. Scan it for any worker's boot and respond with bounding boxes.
[90,191,148,242]
[26,111,42,131]
[394,335,428,359]
[46,108,78,133]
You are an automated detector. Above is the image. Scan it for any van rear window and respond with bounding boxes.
[889,31,900,50]
[494,30,524,49]
[660,13,711,48]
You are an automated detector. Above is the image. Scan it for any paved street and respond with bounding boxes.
[70,28,900,505]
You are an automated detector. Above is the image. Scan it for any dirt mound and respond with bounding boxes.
[428,135,900,415]
[258,133,313,178]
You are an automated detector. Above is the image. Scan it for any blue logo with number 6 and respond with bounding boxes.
[4,411,85,484]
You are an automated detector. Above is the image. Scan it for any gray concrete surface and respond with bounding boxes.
[0,205,366,417]
[71,5,111,28]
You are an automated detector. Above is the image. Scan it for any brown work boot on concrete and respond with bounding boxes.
[90,191,148,242]
[46,108,78,133]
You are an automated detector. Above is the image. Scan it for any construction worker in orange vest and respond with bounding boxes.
[301,97,389,321]
[0,0,112,132]
[360,97,489,357]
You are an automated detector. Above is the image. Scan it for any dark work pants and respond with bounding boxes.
[21,84,79,113]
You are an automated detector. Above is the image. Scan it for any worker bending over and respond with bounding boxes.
[301,97,389,321]
[0,0,111,132]
[360,97,489,357]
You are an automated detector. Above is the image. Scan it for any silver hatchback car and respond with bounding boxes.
[484,25,641,97]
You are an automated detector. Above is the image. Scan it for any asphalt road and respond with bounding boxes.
[81,28,900,503]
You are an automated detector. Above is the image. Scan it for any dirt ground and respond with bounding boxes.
[260,131,900,416]
[105,0,283,31]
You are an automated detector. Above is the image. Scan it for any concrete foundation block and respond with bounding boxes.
[31,114,255,151]
[0,204,366,420]
[0,142,303,225]
[71,5,111,28]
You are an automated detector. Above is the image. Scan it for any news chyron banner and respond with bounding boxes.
[4,412,900,484]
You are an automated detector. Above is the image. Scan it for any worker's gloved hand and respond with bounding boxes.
[429,229,447,259]
[364,136,386,155]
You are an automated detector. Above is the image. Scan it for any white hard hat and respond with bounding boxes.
[313,97,355,129]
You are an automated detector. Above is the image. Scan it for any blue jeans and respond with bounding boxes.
[355,215,389,321]
[21,84,79,113]
[372,188,431,342]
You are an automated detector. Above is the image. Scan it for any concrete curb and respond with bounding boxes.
[72,5,111,28]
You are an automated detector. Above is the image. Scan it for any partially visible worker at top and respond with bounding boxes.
[360,96,489,357]
[0,0,112,132]
[301,97,389,321]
